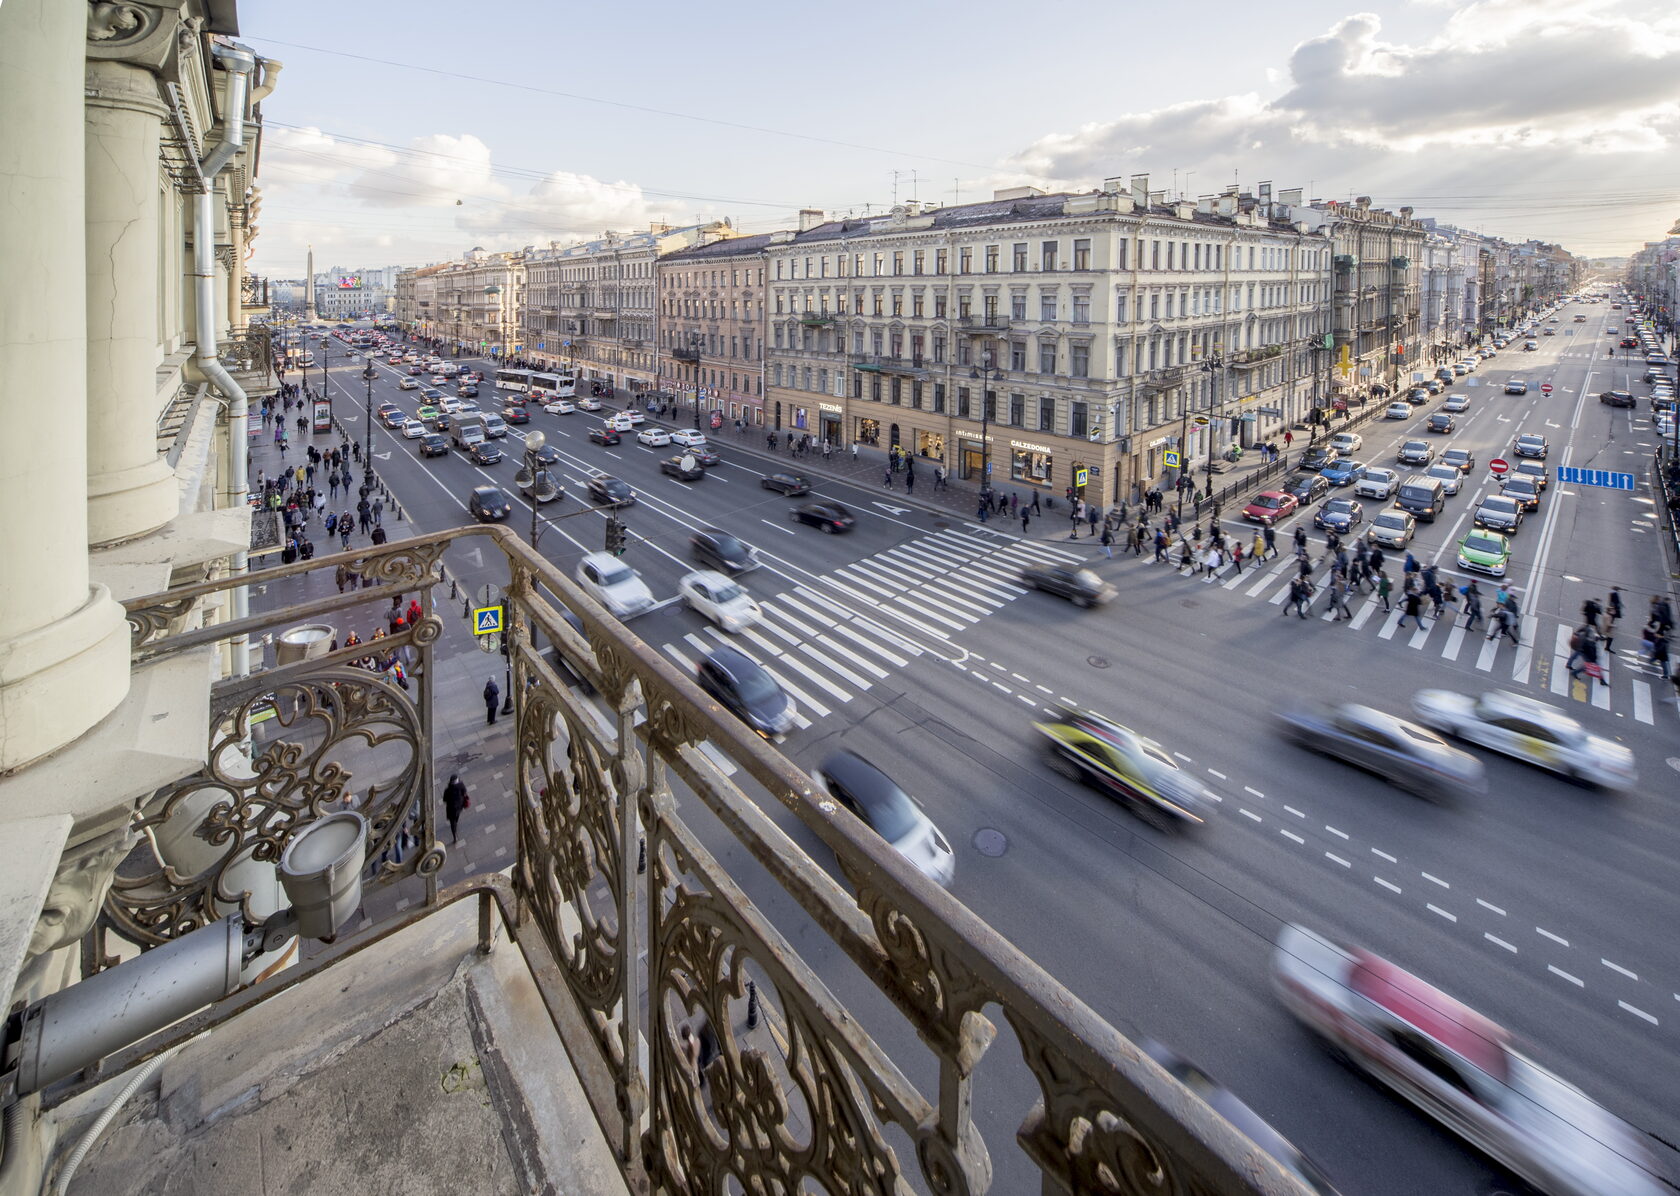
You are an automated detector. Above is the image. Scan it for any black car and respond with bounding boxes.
[420,387,443,401]
[697,645,794,737]
[1297,447,1337,473]
[790,501,855,533]
[1313,497,1364,533]
[1513,434,1549,459]
[587,475,636,507]
[760,472,811,496]
[468,442,503,465]
[1440,447,1476,473]
[1598,390,1636,408]
[1425,412,1455,433]
[1284,473,1330,506]
[660,454,705,481]
[502,405,531,425]
[1020,563,1115,608]
[419,433,449,457]
[690,527,758,574]
[1405,387,1431,405]
[467,485,512,522]
[1499,475,1542,511]
[531,444,562,467]
[588,426,621,446]
[1510,459,1548,490]
[456,382,479,397]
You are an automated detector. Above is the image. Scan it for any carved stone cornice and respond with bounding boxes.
[87,2,189,71]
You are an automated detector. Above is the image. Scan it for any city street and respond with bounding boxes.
[297,304,1680,1196]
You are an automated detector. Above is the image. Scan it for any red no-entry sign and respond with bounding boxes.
[1540,383,1554,395]
[1489,458,1510,476]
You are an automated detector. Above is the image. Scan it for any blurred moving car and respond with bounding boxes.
[1366,508,1416,549]
[1425,412,1455,434]
[1442,393,1470,412]
[1423,462,1464,495]
[790,501,855,533]
[1411,689,1637,789]
[466,485,511,522]
[587,475,636,507]
[1598,389,1636,408]
[574,551,655,618]
[1505,379,1528,395]
[1320,458,1367,487]
[1385,401,1413,420]
[418,433,448,458]
[689,527,758,574]
[1284,473,1330,506]
[1035,706,1213,827]
[1473,494,1523,534]
[1328,431,1363,453]
[814,750,955,888]
[1276,702,1484,802]
[759,472,811,495]
[1354,467,1400,500]
[1513,433,1549,459]
[676,569,762,632]
[1396,439,1435,466]
[1272,924,1666,1196]
[468,441,503,466]
[1440,447,1476,473]
[401,419,426,439]
[1134,1039,1341,1194]
[1020,563,1115,607]
[697,644,795,738]
[587,426,621,446]
[659,454,705,481]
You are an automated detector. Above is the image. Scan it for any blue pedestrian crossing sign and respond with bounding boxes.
[1556,467,1634,491]
[1074,466,1090,488]
[472,605,504,635]
[1163,450,1182,468]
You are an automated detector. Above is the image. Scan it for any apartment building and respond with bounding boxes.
[655,232,776,425]
[762,180,1331,504]
[527,221,733,392]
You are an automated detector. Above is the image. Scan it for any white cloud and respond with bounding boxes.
[1006,2,1680,251]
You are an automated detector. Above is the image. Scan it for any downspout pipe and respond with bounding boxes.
[195,43,257,676]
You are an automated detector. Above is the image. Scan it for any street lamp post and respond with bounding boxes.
[968,350,996,499]
[1197,347,1227,515]
[689,331,704,430]
[522,430,548,550]
[361,361,377,488]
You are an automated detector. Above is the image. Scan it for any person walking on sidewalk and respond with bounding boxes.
[1101,525,1115,559]
[933,465,945,490]
[883,465,893,489]
[441,773,469,845]
[483,676,501,725]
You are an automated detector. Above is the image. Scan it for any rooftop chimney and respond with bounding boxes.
[1131,173,1149,209]
[798,208,824,232]
[1216,193,1238,218]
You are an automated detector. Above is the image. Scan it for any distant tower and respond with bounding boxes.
[304,244,316,320]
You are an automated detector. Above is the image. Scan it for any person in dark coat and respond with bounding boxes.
[483,677,500,725]
[441,774,468,844]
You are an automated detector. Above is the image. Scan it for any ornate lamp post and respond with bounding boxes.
[967,349,996,497]
[361,360,377,488]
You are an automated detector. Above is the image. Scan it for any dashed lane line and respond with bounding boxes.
[1619,1001,1659,1026]
[1427,904,1458,923]
[1549,965,1584,987]
[1603,959,1639,981]
[1485,934,1517,953]
[1478,899,1507,916]
[1537,927,1570,947]
[1326,853,1351,868]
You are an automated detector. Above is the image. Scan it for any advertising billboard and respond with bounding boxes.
[335,275,362,290]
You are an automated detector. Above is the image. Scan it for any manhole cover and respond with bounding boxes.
[973,828,1008,857]
[1180,598,1200,608]
[1087,655,1110,669]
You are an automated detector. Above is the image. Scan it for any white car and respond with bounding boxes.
[1423,462,1464,495]
[607,412,637,432]
[1411,689,1637,790]
[669,428,709,448]
[1385,402,1411,420]
[439,397,463,414]
[576,395,603,411]
[676,570,763,633]
[401,419,426,439]
[544,399,575,415]
[1329,431,1363,453]
[398,377,419,390]
[636,427,672,447]
[574,551,655,618]
[1272,924,1666,1196]
[1442,393,1470,412]
[1355,467,1400,500]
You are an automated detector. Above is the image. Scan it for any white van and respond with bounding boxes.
[483,413,509,439]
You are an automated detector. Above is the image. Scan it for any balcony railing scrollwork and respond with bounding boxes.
[95,527,1311,1196]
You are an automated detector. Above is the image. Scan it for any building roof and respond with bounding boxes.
[658,232,776,263]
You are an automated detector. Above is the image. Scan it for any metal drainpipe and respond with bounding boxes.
[195,43,258,676]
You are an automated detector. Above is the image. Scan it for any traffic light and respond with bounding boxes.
[604,516,627,556]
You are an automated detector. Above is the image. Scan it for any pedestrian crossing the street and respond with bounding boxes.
[821,529,1086,635]
[656,586,922,730]
[1204,553,1671,725]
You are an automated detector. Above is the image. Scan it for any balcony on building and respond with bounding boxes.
[957,312,1012,334]
[798,311,837,327]
[27,527,1309,1196]
[670,344,701,363]
[852,353,929,378]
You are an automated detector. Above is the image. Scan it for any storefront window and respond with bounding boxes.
[1012,448,1053,486]
[916,430,946,460]
[857,417,881,447]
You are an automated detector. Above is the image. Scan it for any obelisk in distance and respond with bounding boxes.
[304,244,316,321]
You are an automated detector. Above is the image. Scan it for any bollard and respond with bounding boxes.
[637,838,646,875]
[745,980,760,1030]
[395,502,404,521]
[450,577,458,600]
[462,598,471,619]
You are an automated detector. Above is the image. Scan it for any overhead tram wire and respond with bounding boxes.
[257,40,998,171]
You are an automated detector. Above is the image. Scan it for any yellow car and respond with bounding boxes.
[1035,707,1215,827]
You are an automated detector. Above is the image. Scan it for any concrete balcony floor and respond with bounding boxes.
[60,895,626,1196]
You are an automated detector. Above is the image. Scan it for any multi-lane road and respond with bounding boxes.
[306,303,1680,1195]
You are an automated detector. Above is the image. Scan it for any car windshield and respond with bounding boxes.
[1254,495,1281,509]
[1464,535,1503,554]
[1375,513,1406,528]
[733,665,781,706]
[598,564,634,587]
[712,582,744,604]
[1517,437,1543,448]
[1483,497,1517,512]
[1325,500,1354,514]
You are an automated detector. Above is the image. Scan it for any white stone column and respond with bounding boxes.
[85,54,179,545]
[0,0,130,772]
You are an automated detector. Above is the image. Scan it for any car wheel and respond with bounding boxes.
[820,522,834,533]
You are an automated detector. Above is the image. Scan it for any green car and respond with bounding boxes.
[416,404,438,423]
[1456,530,1511,578]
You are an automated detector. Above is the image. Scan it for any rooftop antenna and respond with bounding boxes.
[1182,171,1195,201]
[910,170,919,203]
[891,170,901,205]
[952,177,961,205]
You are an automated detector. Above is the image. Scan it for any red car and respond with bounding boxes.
[407,364,423,375]
[1242,490,1298,525]
[1620,337,1639,348]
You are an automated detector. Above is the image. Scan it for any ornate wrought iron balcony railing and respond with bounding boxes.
[670,345,701,362]
[957,313,1012,334]
[94,527,1311,1196]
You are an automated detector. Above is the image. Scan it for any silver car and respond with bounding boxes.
[1411,689,1638,790]
[1423,462,1464,495]
[1272,924,1666,1196]
[1276,702,1484,802]
[815,750,954,888]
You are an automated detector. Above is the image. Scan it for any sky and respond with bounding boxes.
[243,0,1680,278]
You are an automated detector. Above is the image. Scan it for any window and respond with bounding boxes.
[1072,295,1090,324]
[1041,241,1058,271]
[934,293,947,318]
[871,374,883,401]
[1011,294,1027,320]
[873,292,884,316]
[910,333,923,361]
[893,251,904,276]
[1166,242,1175,271]
[890,332,904,358]
[1071,343,1089,378]
[932,383,946,413]
[912,293,924,318]
[1038,395,1056,431]
[1118,239,1128,270]
[1074,239,1091,271]
[890,377,902,404]
[913,250,925,275]
[959,247,972,273]
[1012,243,1028,271]
[871,331,884,356]
[1040,294,1057,321]
[1009,393,1025,425]
[1070,402,1089,438]
[1010,342,1027,371]
[891,294,903,317]
[932,334,947,363]
[1149,293,1159,320]
[1039,343,1057,374]
[957,386,971,418]
[984,245,1000,272]
[1116,293,1127,324]
[935,248,948,273]
[1151,241,1160,270]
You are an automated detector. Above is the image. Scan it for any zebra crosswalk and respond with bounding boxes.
[1212,554,1670,725]
[819,528,1086,635]
[657,586,922,730]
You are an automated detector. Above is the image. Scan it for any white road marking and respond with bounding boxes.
[1485,933,1517,953]
[1207,768,1228,780]
[1372,848,1397,862]
[1281,829,1305,844]
[1284,805,1305,818]
[1603,959,1639,981]
[1619,1001,1658,1026]
[1326,852,1351,868]
[1422,872,1450,889]
[1240,808,1262,822]
[1326,825,1349,839]
[1477,898,1507,916]
[1375,877,1402,893]
[1549,965,1584,986]
[1633,679,1653,724]
[1427,904,1458,922]
[1245,786,1266,799]
[1537,927,1569,947]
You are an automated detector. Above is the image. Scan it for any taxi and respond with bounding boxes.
[1410,689,1636,790]
[1035,706,1215,828]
